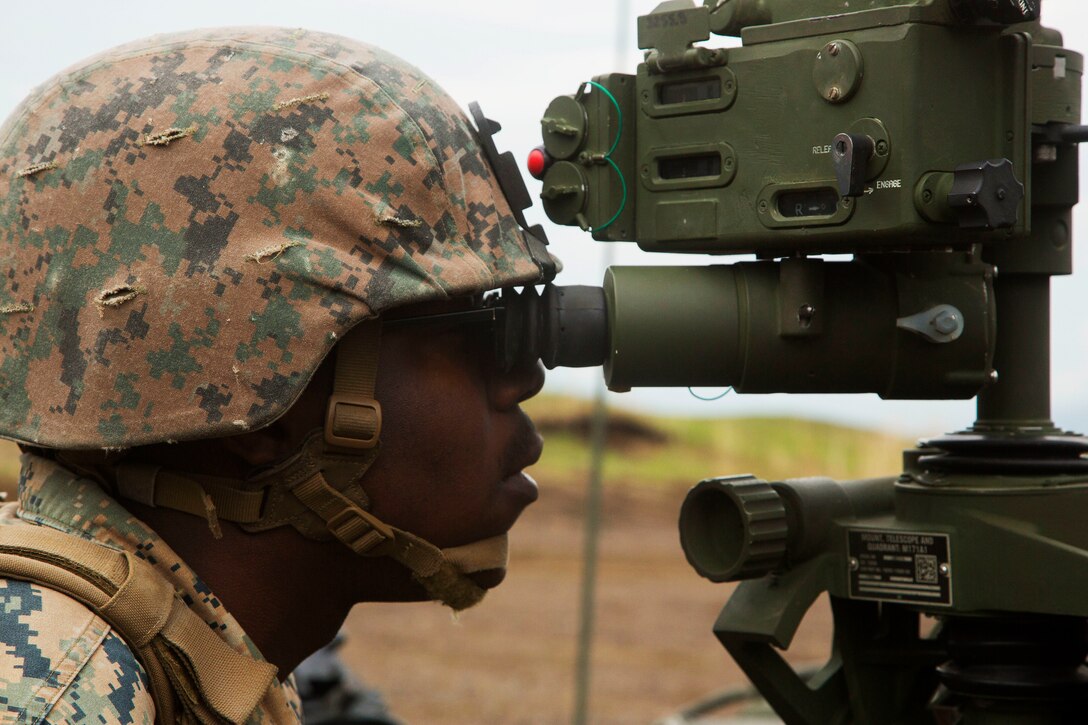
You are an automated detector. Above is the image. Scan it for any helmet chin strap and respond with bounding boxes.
[300,318,502,609]
[101,320,504,611]
[283,446,502,611]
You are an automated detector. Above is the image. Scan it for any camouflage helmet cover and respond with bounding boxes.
[0,27,547,449]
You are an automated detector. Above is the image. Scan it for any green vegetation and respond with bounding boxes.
[524,395,913,493]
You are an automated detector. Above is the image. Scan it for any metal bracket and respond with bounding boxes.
[468,101,556,282]
[638,0,725,73]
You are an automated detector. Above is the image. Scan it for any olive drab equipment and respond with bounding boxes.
[515,0,1088,722]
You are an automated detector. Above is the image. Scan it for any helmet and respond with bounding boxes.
[0,26,551,449]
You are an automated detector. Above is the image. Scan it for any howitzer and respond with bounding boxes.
[477,0,1088,721]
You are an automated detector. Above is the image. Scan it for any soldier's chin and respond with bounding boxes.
[468,567,506,589]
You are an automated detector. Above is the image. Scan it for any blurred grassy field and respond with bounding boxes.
[524,394,912,490]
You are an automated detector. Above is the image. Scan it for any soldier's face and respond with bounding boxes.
[360,299,545,582]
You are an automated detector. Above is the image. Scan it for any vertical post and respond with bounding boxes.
[974,274,1053,429]
[572,386,608,725]
[973,134,1076,430]
[572,5,628,723]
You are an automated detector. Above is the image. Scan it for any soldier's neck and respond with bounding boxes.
[127,500,399,676]
[193,523,352,676]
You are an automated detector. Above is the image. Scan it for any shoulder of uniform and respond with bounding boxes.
[0,578,155,723]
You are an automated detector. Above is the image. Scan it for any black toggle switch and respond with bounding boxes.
[831,132,875,198]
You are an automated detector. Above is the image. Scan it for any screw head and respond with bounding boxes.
[922,189,934,203]
[933,310,960,335]
[827,42,840,56]
[939,563,950,577]
[849,557,860,571]
[798,304,816,328]
[827,86,842,102]
[875,139,889,155]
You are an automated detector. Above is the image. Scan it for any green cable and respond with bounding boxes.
[586,81,622,156]
[600,158,627,232]
[584,81,627,233]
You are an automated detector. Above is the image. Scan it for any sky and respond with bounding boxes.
[1,1,1086,436]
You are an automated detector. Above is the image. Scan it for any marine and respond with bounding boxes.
[0,26,555,723]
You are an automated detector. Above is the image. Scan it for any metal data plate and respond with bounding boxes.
[847,529,953,607]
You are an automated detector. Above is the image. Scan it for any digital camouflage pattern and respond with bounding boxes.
[0,452,303,723]
[0,578,153,724]
[0,27,546,449]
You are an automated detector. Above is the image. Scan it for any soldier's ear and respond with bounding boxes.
[219,358,337,468]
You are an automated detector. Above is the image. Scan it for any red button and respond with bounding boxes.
[527,147,548,180]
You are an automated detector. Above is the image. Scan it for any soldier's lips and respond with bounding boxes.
[499,427,543,508]
[500,470,539,506]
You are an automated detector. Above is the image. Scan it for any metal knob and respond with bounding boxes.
[679,476,789,582]
[950,0,1039,25]
[947,158,1024,230]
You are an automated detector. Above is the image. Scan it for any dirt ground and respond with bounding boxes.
[339,476,832,725]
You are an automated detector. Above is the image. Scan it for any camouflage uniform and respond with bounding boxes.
[0,26,550,724]
[0,454,303,723]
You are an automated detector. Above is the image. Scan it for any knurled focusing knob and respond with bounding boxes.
[947,158,1024,230]
[679,476,789,582]
[950,0,1039,25]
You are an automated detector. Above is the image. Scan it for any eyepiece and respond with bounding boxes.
[540,285,608,368]
[679,475,897,583]
[498,285,608,371]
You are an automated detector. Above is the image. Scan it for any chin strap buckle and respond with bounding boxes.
[324,394,382,449]
[292,471,395,555]
[325,502,395,554]
[324,320,383,450]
